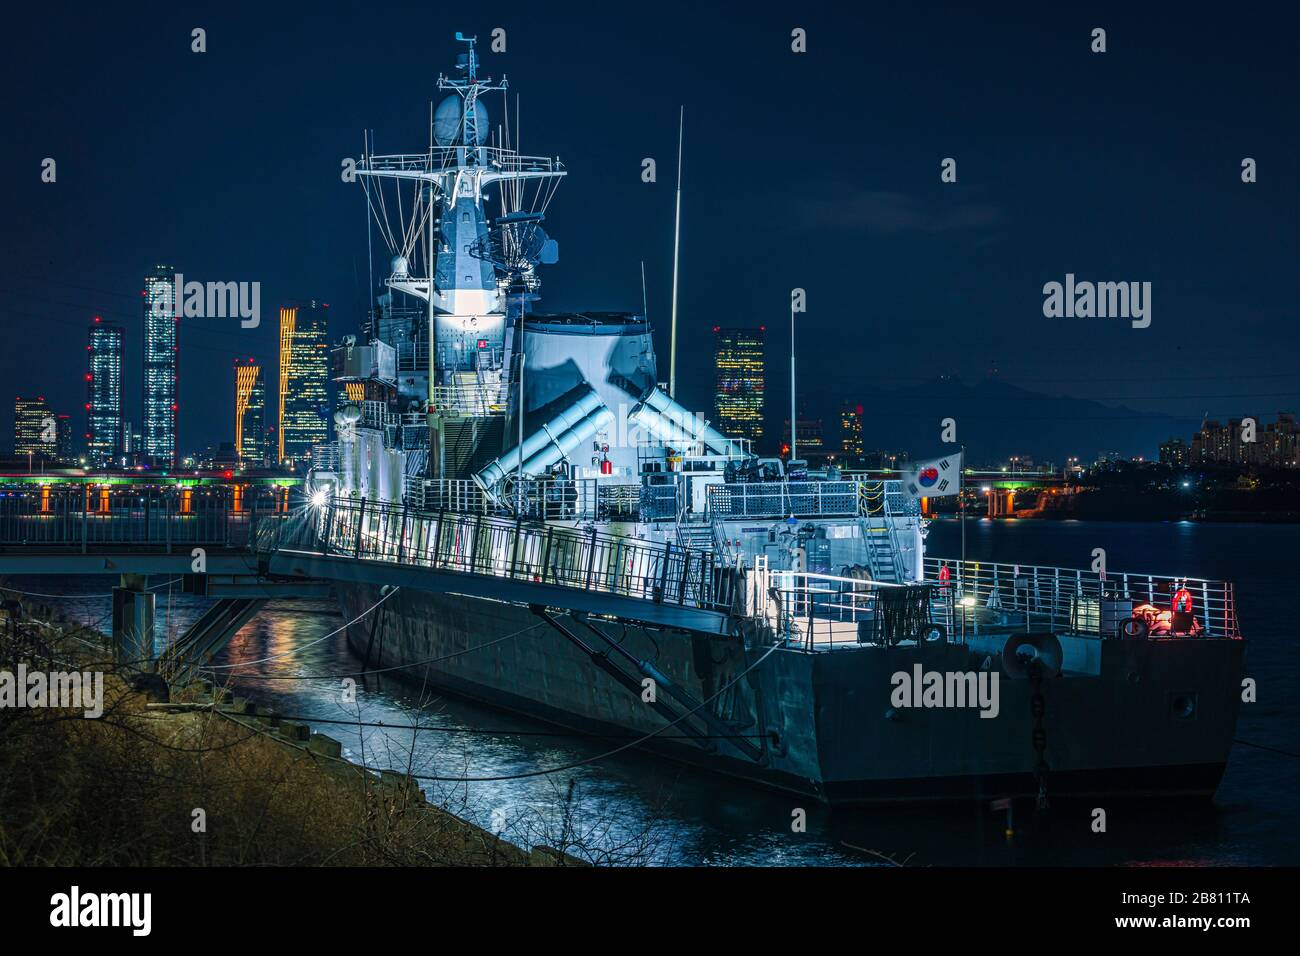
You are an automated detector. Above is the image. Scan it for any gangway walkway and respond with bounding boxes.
[254,497,740,636]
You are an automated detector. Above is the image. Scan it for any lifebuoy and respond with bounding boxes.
[1172,587,1193,614]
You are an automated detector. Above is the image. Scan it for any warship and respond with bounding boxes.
[306,34,1245,805]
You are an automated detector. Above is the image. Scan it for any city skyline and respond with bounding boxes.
[13,283,1300,473]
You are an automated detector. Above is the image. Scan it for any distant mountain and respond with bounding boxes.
[791,376,1191,464]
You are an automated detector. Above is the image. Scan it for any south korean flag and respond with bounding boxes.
[903,452,963,499]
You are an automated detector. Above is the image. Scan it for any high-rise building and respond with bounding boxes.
[87,317,124,465]
[713,326,764,444]
[234,358,267,468]
[14,396,56,459]
[1159,437,1189,467]
[840,402,864,458]
[1188,413,1300,469]
[278,301,329,468]
[55,414,73,463]
[142,264,179,467]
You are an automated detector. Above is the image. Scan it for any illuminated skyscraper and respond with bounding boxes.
[142,264,178,466]
[234,358,267,468]
[14,396,55,459]
[278,301,329,467]
[840,402,864,458]
[55,414,73,462]
[713,326,764,443]
[87,317,124,465]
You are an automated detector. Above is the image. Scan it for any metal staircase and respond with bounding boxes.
[676,521,715,555]
[861,516,903,584]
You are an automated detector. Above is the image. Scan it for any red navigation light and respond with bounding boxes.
[93,315,101,323]
[85,374,93,381]
[171,404,178,411]
[84,403,91,410]
[856,404,864,415]
[223,470,234,480]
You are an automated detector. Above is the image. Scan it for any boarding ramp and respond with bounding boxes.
[253,497,740,635]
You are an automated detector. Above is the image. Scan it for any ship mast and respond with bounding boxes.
[353,33,565,479]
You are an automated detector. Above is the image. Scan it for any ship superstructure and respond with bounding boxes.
[321,33,914,573]
[304,35,1244,806]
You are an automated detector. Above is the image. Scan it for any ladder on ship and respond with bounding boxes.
[860,487,906,584]
[676,521,715,555]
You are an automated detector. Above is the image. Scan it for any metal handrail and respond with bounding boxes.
[923,557,1240,640]
[363,148,563,175]
[763,570,918,651]
[260,496,738,615]
[0,486,290,551]
[702,479,914,521]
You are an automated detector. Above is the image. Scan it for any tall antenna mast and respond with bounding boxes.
[640,260,649,321]
[668,106,683,398]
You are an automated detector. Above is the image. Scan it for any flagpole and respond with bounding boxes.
[960,444,966,574]
[959,445,967,642]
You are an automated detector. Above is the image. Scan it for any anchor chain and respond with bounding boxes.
[1029,665,1049,809]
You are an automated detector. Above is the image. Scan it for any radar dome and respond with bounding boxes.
[433,95,489,147]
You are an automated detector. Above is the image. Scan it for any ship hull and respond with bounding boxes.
[336,584,1244,806]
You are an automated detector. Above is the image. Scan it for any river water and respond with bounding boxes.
[26,519,1300,866]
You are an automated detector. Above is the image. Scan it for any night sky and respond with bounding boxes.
[2,1,1297,461]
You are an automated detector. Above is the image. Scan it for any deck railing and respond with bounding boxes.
[747,558,1242,651]
[706,481,861,519]
[257,496,738,614]
[759,570,925,650]
[419,478,641,522]
[923,557,1240,640]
